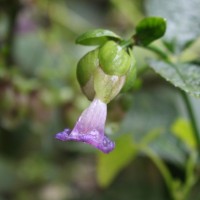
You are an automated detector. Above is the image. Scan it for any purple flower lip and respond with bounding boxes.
[55,128,115,153]
[55,99,115,153]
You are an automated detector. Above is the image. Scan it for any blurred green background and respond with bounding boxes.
[0,0,200,200]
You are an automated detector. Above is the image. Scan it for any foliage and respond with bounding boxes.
[0,0,200,200]
[97,134,137,188]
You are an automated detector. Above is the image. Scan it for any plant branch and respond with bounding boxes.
[180,91,200,155]
[141,147,180,200]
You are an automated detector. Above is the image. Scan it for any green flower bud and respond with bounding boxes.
[98,41,131,76]
[94,67,125,103]
[76,41,136,103]
[76,49,99,100]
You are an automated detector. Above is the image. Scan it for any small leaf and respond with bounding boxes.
[133,17,166,46]
[76,29,122,46]
[76,49,99,100]
[97,134,136,188]
[171,118,196,150]
[145,0,200,51]
[148,60,200,97]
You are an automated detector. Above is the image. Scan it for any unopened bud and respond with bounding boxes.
[99,41,131,76]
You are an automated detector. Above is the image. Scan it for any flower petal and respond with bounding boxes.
[55,99,115,153]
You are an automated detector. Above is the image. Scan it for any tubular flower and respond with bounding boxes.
[55,98,115,153]
[55,38,136,153]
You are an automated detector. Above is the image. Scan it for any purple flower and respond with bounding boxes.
[55,98,115,153]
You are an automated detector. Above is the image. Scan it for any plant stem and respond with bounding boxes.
[183,152,197,199]
[119,39,134,49]
[180,91,200,155]
[141,147,177,200]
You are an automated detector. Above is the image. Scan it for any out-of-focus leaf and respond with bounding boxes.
[13,76,40,93]
[97,134,136,188]
[76,29,121,46]
[145,0,200,51]
[0,159,17,192]
[134,17,166,46]
[149,133,186,164]
[17,155,57,183]
[39,1,92,34]
[171,118,196,150]
[148,60,200,98]
[120,88,186,164]
[110,0,144,24]
[120,88,178,137]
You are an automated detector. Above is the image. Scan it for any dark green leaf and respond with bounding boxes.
[148,60,200,97]
[145,0,200,52]
[76,29,122,46]
[133,17,166,46]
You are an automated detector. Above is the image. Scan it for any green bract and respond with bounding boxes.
[94,67,125,103]
[133,17,166,46]
[76,49,99,100]
[121,49,136,92]
[76,35,137,102]
[76,29,122,46]
[77,49,98,86]
[99,41,131,76]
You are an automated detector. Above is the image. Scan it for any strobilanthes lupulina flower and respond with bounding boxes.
[55,35,136,153]
[55,98,115,153]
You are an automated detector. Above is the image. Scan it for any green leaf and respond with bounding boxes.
[133,17,166,46]
[97,134,136,188]
[145,0,200,51]
[120,88,178,137]
[76,29,122,46]
[171,118,196,150]
[148,60,200,97]
[120,88,186,164]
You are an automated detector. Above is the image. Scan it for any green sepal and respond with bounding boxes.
[77,49,99,86]
[94,67,125,103]
[76,49,99,100]
[121,49,137,92]
[76,29,122,46]
[133,17,166,46]
[99,41,131,76]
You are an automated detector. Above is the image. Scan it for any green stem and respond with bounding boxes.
[180,91,200,155]
[119,39,134,49]
[146,45,169,60]
[182,152,197,199]
[142,147,176,200]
